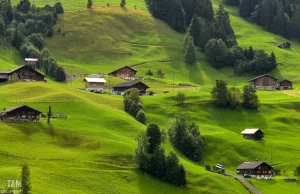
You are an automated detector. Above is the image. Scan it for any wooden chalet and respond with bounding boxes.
[0,65,45,82]
[83,78,106,93]
[0,105,41,121]
[236,161,273,178]
[278,80,292,90]
[241,128,264,140]
[112,81,149,95]
[248,74,277,90]
[25,58,38,69]
[108,66,137,80]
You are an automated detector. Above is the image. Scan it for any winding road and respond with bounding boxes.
[226,172,262,194]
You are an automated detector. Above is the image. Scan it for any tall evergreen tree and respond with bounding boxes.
[211,79,230,107]
[184,36,196,65]
[289,6,300,40]
[21,163,31,194]
[198,17,210,50]
[270,51,277,69]
[239,0,258,18]
[168,0,186,32]
[272,2,290,37]
[214,4,237,47]
[188,16,201,46]
[196,0,214,22]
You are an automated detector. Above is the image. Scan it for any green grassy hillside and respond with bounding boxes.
[0,82,247,194]
[1,0,300,193]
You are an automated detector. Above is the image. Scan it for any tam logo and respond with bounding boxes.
[7,180,22,188]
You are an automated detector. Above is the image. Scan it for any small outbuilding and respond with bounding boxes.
[236,161,273,179]
[248,74,278,90]
[83,78,107,93]
[0,105,41,121]
[108,66,137,80]
[241,128,264,140]
[112,81,149,95]
[213,164,225,173]
[278,80,292,90]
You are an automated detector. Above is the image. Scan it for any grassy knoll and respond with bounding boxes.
[0,82,246,194]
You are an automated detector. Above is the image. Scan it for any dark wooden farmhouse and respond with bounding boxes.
[0,65,45,82]
[112,81,149,95]
[108,66,137,80]
[0,105,42,121]
[25,58,38,69]
[278,80,292,90]
[241,128,264,140]
[236,161,274,179]
[248,74,278,90]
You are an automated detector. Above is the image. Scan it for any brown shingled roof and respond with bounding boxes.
[236,161,272,170]
[0,105,42,115]
[248,74,278,82]
[108,66,137,75]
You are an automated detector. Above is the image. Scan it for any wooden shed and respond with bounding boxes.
[112,81,149,95]
[241,128,264,140]
[248,74,277,90]
[278,80,292,90]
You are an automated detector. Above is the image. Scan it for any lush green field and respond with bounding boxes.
[1,0,300,193]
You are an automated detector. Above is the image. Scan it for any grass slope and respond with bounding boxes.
[1,0,300,193]
[0,82,246,194]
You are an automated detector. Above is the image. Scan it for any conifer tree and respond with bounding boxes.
[184,36,196,65]
[270,52,277,69]
[214,4,237,47]
[196,0,214,22]
[239,0,258,18]
[188,16,201,47]
[87,0,93,8]
[168,0,186,32]
[289,6,300,40]
[120,0,126,7]
[21,163,31,194]
[198,17,210,50]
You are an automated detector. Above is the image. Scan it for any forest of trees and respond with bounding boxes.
[205,39,277,75]
[238,0,300,41]
[211,79,259,109]
[0,0,66,81]
[124,88,146,124]
[145,0,214,32]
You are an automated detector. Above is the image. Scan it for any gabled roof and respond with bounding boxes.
[0,65,45,77]
[241,128,264,135]
[108,66,137,75]
[279,79,292,83]
[112,81,149,89]
[237,161,272,170]
[83,78,107,83]
[0,105,42,115]
[248,74,278,82]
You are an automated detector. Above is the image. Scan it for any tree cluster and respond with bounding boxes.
[205,39,277,75]
[211,79,259,109]
[184,4,237,52]
[146,0,214,33]
[0,0,66,82]
[124,88,146,124]
[145,68,165,79]
[134,124,186,186]
[168,114,204,161]
[239,0,300,41]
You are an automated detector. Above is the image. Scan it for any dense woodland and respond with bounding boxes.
[237,0,300,41]
[0,0,66,81]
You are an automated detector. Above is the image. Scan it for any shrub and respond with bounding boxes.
[136,109,146,124]
[54,2,64,13]
[205,164,211,171]
[175,92,186,104]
